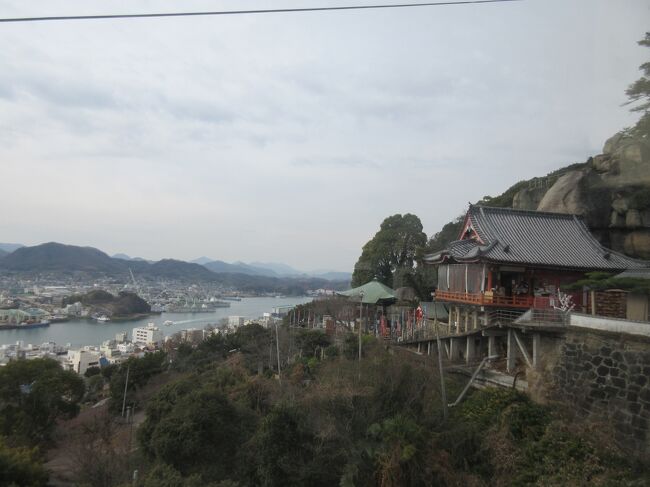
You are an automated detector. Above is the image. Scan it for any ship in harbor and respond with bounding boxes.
[0,308,51,330]
[0,320,50,330]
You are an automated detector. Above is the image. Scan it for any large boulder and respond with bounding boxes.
[537,169,610,219]
[624,230,650,260]
[600,133,650,186]
[512,185,548,210]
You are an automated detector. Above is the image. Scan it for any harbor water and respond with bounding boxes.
[0,296,312,348]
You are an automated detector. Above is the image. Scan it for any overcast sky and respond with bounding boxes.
[0,0,648,271]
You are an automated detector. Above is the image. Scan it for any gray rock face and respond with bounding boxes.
[624,230,650,259]
[531,131,650,259]
[626,209,642,228]
[602,135,650,187]
[612,197,629,214]
[512,185,548,210]
[538,170,590,215]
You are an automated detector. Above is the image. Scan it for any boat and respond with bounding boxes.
[95,315,111,322]
[164,320,174,326]
[1,320,50,330]
[48,314,69,323]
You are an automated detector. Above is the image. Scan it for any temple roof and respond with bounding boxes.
[424,205,649,271]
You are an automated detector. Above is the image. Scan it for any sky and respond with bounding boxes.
[0,0,648,272]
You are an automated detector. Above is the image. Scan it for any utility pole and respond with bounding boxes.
[275,322,282,384]
[121,363,130,418]
[358,290,364,381]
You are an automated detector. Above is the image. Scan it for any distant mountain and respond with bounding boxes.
[0,249,8,259]
[202,260,278,277]
[0,242,350,293]
[191,256,214,265]
[249,261,302,276]
[113,253,133,260]
[0,243,24,253]
[147,259,217,280]
[311,271,352,282]
[1,242,123,273]
[113,253,151,262]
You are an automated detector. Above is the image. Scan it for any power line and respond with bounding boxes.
[0,0,521,24]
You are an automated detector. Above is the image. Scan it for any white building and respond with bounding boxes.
[65,349,101,375]
[228,316,245,328]
[132,323,164,346]
[180,328,205,344]
[117,342,135,354]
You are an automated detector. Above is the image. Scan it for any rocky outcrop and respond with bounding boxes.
[512,184,548,210]
[513,132,650,259]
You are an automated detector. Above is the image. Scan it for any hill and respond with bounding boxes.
[0,243,24,253]
[62,290,150,318]
[1,242,123,273]
[428,132,650,259]
[0,249,7,259]
[202,260,279,277]
[0,242,348,293]
[147,259,218,281]
[249,261,302,276]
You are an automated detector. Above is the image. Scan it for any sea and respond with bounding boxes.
[0,296,313,348]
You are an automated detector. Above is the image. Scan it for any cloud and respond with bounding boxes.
[0,0,648,270]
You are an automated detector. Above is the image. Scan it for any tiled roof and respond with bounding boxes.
[424,205,649,271]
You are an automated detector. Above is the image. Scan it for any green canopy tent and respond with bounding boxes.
[337,279,397,343]
[337,278,397,305]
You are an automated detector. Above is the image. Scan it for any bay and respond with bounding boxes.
[1,296,312,348]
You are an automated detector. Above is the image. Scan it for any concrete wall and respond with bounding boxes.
[545,327,650,455]
[570,312,650,337]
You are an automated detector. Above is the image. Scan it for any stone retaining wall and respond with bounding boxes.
[549,328,650,455]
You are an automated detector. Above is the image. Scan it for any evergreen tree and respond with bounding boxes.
[625,32,650,138]
[351,214,427,288]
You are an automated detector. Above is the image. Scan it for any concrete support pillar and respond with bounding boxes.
[427,341,431,356]
[507,329,517,372]
[449,337,461,361]
[472,310,478,330]
[533,333,541,368]
[488,335,496,357]
[484,310,490,327]
[455,307,461,334]
[417,343,421,353]
[463,309,469,333]
[466,336,476,364]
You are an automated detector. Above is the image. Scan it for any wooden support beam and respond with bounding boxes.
[532,333,541,368]
[507,329,516,372]
[482,329,507,337]
[488,335,496,357]
[444,341,450,359]
[512,330,533,368]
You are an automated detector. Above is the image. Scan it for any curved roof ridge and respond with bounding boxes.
[471,204,587,220]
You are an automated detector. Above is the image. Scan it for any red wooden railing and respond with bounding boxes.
[435,290,582,309]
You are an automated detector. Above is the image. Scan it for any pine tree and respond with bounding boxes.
[625,32,650,138]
